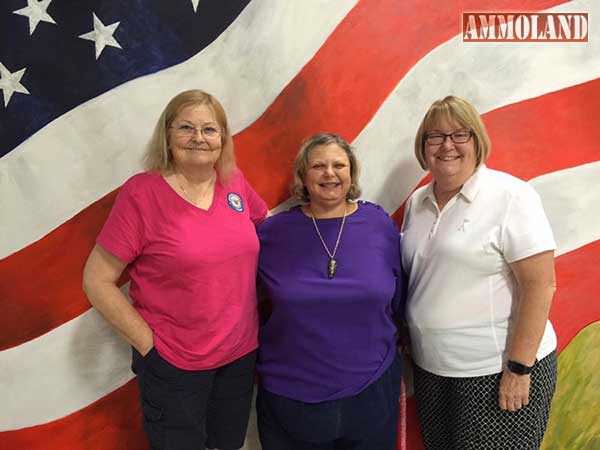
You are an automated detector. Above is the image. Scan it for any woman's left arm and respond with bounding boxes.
[499,250,556,411]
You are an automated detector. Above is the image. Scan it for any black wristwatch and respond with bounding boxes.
[506,359,535,375]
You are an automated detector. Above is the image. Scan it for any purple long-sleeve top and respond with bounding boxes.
[256,201,403,403]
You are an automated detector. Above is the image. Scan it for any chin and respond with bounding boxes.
[318,197,345,205]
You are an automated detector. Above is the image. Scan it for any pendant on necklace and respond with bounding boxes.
[327,258,337,279]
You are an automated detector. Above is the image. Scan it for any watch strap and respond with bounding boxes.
[506,359,535,375]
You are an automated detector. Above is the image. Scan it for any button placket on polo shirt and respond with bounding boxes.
[427,195,460,240]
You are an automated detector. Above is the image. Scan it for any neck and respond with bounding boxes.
[175,164,216,186]
[433,181,461,209]
[307,201,348,219]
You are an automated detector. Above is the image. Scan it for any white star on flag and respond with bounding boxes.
[13,0,56,36]
[78,13,122,60]
[0,62,30,108]
[191,0,200,13]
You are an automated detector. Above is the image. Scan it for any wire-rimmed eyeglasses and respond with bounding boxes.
[170,124,221,138]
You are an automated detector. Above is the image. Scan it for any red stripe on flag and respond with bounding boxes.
[0,380,145,450]
[551,240,600,352]
[0,0,569,350]
[0,192,117,351]
[486,78,600,179]
[238,0,565,206]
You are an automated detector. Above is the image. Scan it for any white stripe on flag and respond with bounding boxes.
[0,0,358,259]
[354,0,599,213]
[0,287,132,431]
[532,161,600,257]
[1,162,598,431]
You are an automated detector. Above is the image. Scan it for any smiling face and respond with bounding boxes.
[424,117,477,188]
[304,143,352,211]
[168,103,222,170]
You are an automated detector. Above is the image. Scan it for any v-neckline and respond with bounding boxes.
[159,173,220,213]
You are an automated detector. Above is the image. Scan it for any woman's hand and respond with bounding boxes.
[83,244,153,354]
[498,369,531,411]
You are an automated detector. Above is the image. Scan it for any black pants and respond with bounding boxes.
[413,352,557,450]
[132,348,256,450]
[257,355,402,450]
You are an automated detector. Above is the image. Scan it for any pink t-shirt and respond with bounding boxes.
[97,169,267,370]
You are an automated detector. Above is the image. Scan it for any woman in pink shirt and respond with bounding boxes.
[83,90,267,450]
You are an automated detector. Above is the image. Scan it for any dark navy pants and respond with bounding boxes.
[257,355,402,450]
[132,347,256,450]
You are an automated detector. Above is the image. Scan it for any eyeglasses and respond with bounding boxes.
[424,130,473,145]
[170,124,221,139]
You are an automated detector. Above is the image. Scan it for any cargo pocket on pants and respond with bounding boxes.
[139,374,166,449]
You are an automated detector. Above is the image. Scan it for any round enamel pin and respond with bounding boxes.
[227,192,244,212]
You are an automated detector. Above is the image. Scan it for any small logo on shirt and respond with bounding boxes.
[458,219,470,232]
[227,192,244,212]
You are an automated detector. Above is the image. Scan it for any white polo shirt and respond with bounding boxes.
[401,165,557,377]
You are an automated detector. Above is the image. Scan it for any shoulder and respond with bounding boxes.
[258,207,306,243]
[355,200,398,230]
[117,171,163,199]
[258,206,303,233]
[121,171,161,191]
[355,200,389,217]
[222,168,257,196]
[408,184,429,203]
[222,167,247,188]
[482,168,538,201]
[404,184,429,214]
[230,167,244,181]
[484,168,526,189]
[111,172,171,217]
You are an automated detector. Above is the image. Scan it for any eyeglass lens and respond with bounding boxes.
[425,131,471,145]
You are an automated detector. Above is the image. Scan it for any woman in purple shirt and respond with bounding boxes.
[256,133,404,450]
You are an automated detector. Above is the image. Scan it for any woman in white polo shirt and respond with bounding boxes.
[402,96,557,450]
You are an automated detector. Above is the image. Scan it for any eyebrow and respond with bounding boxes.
[309,159,348,164]
[175,119,219,126]
[427,127,468,133]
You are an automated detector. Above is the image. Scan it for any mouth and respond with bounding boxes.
[318,182,341,188]
[437,154,461,161]
[185,147,213,152]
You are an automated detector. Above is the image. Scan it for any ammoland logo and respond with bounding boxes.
[462,12,588,42]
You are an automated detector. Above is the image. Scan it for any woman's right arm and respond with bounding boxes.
[83,244,153,355]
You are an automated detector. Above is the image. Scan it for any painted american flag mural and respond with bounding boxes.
[1,0,599,449]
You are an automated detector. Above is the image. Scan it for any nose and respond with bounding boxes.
[324,164,336,176]
[441,135,454,148]
[190,128,206,141]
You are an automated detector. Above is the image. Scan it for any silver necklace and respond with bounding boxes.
[310,205,347,279]
[177,172,215,206]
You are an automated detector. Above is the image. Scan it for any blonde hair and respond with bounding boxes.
[143,90,236,182]
[290,133,361,203]
[414,95,491,170]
